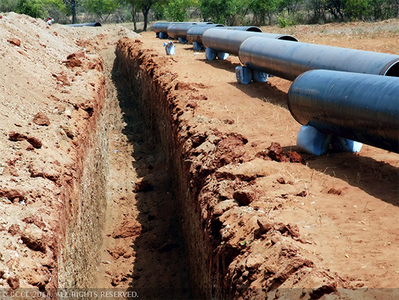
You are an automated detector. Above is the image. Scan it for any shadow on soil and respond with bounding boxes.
[199,57,239,72]
[110,54,191,299]
[229,81,288,108]
[196,56,289,107]
[294,148,399,207]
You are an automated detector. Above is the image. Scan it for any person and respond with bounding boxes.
[46,17,54,26]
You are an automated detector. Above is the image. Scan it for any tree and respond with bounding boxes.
[141,0,157,31]
[121,0,141,31]
[84,0,120,22]
[307,0,326,23]
[17,0,44,18]
[64,0,80,23]
[124,0,168,31]
[344,0,370,20]
[248,0,280,25]
[324,0,345,19]
[200,0,248,25]
[165,0,194,21]
[0,0,18,12]
[278,0,301,14]
[44,0,68,21]
[14,0,66,19]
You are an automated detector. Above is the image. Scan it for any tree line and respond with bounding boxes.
[1,0,398,30]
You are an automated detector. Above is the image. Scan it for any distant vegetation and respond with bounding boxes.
[1,0,398,29]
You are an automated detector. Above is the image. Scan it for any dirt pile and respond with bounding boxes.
[0,12,136,292]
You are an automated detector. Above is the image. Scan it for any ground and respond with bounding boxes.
[0,11,398,299]
[135,21,399,289]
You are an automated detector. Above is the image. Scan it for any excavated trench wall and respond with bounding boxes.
[115,39,215,299]
[114,38,351,300]
[61,115,108,289]
[58,65,108,290]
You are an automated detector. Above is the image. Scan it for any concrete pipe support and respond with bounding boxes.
[239,38,399,81]
[288,70,399,153]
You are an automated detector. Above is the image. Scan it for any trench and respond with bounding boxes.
[61,48,192,298]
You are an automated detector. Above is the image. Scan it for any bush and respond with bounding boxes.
[17,0,43,18]
[277,11,295,27]
[0,0,18,12]
[165,0,191,21]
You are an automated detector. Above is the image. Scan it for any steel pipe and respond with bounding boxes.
[239,38,399,81]
[223,26,262,32]
[166,22,213,40]
[186,24,224,44]
[153,22,172,33]
[66,22,101,27]
[202,29,298,55]
[288,70,399,153]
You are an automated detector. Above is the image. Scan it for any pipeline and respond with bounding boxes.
[152,21,172,34]
[288,70,399,153]
[186,24,224,44]
[153,22,196,39]
[66,22,101,27]
[222,26,262,32]
[202,29,298,56]
[153,21,213,39]
[239,38,399,80]
[167,22,214,40]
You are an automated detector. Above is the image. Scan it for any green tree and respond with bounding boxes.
[17,0,44,18]
[367,0,398,20]
[324,0,345,19]
[15,0,66,19]
[278,0,301,14]
[152,0,167,20]
[64,0,80,24]
[124,0,168,31]
[165,0,194,21]
[248,0,280,25]
[84,0,120,21]
[200,0,248,25]
[344,0,369,20]
[120,0,139,30]
[0,0,18,12]
[44,0,67,21]
[307,0,326,23]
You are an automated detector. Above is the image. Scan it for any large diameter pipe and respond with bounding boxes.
[66,22,101,27]
[153,21,171,33]
[202,29,298,55]
[223,26,262,32]
[153,21,213,35]
[288,70,399,153]
[186,24,224,44]
[167,23,212,39]
[239,38,399,81]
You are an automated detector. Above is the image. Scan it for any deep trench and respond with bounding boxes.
[105,48,191,298]
[62,48,192,299]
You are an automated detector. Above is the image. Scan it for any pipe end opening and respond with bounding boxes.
[384,61,399,77]
[246,27,262,32]
[278,36,298,42]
